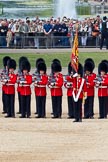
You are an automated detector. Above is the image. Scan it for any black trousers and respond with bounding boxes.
[99,96,107,118]
[18,92,21,113]
[20,95,31,117]
[36,96,46,117]
[67,96,74,117]
[100,32,108,49]
[51,96,62,117]
[74,99,82,120]
[2,91,7,113]
[84,96,94,118]
[5,94,15,117]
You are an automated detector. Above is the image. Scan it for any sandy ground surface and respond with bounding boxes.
[0,67,108,162]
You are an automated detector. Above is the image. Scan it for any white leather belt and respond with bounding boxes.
[19,84,30,87]
[35,85,46,88]
[99,86,107,88]
[6,84,15,86]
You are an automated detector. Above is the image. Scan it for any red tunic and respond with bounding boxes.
[49,73,63,96]
[97,75,108,97]
[4,73,17,94]
[19,74,32,96]
[84,73,96,96]
[64,75,73,96]
[73,77,87,99]
[34,74,48,96]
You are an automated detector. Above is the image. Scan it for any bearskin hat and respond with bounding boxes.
[78,63,83,77]
[84,58,95,70]
[3,56,11,67]
[84,61,94,73]
[52,62,62,73]
[36,58,45,68]
[7,59,16,70]
[37,62,47,74]
[21,60,31,72]
[51,59,61,73]
[19,56,28,70]
[68,62,76,74]
[52,59,61,65]
[98,62,108,74]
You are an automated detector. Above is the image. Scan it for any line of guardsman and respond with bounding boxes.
[1,56,108,122]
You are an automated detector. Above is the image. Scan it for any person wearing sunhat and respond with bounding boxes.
[72,63,87,122]
[34,62,48,118]
[3,59,17,118]
[83,58,96,119]
[64,62,75,119]
[48,60,63,118]
[1,56,11,114]
[96,61,108,119]
[19,60,32,118]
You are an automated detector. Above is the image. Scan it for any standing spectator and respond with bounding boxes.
[6,27,13,48]
[0,21,8,48]
[19,20,29,48]
[80,21,88,47]
[13,24,21,48]
[100,16,108,49]
[52,19,62,47]
[37,21,44,48]
[43,19,53,48]
[92,21,100,47]
[61,22,69,47]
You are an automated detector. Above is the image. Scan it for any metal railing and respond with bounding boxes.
[0,34,102,49]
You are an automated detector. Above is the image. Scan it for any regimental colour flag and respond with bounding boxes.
[71,31,79,73]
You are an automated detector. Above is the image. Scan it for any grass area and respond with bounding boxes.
[76,5,91,15]
[0,52,107,69]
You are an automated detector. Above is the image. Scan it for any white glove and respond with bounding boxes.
[20,80,25,84]
[73,73,78,78]
[3,79,8,83]
[84,96,87,100]
[67,82,72,86]
[51,82,55,86]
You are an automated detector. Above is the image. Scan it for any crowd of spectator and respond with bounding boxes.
[0,15,106,48]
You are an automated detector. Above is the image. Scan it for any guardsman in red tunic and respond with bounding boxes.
[33,58,45,115]
[16,56,28,114]
[34,62,48,118]
[73,63,87,122]
[19,60,32,118]
[2,59,17,118]
[1,56,11,114]
[100,60,108,115]
[64,62,75,119]
[48,61,63,118]
[84,58,96,119]
[95,61,108,119]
